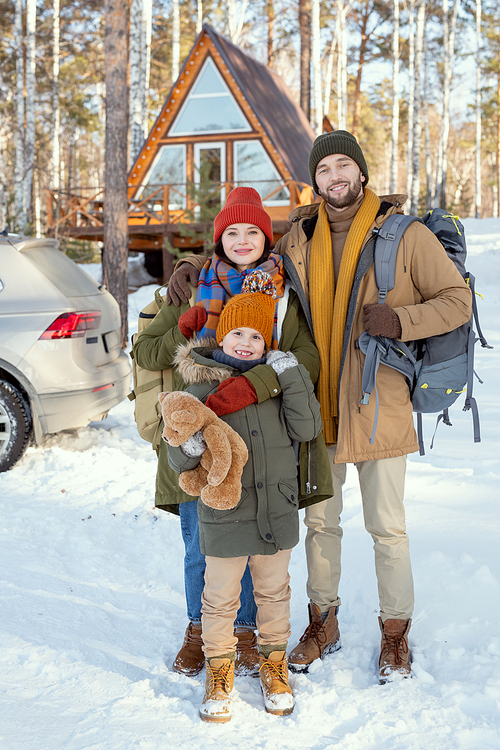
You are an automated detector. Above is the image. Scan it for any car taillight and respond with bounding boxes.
[39,311,101,340]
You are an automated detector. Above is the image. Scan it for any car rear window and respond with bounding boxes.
[22,247,101,297]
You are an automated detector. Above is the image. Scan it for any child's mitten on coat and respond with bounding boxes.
[180,430,207,457]
[266,350,299,375]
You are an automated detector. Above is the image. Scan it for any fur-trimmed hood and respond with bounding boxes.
[173,336,235,387]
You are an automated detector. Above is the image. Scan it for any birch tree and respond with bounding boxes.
[410,0,424,215]
[324,31,337,119]
[336,0,348,130]
[104,0,129,348]
[406,0,415,201]
[130,0,152,165]
[434,0,459,207]
[52,0,60,193]
[14,0,24,227]
[390,0,399,193]
[267,1,275,67]
[172,0,180,81]
[312,0,322,133]
[25,0,36,223]
[475,0,482,218]
[299,0,311,120]
[423,31,433,208]
[197,0,203,34]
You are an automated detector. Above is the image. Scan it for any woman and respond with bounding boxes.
[133,187,332,678]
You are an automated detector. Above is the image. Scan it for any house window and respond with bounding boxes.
[170,58,251,136]
[138,144,186,209]
[234,140,289,205]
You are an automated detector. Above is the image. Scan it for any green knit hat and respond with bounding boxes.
[308,130,369,194]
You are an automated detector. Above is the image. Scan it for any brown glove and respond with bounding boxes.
[165,264,201,306]
[363,303,402,338]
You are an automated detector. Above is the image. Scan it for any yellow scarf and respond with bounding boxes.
[310,188,381,445]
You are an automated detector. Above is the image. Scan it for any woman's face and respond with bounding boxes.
[221,224,266,271]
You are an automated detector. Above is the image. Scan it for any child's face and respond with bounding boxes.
[221,327,266,361]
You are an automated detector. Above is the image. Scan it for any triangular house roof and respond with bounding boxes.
[128,24,316,193]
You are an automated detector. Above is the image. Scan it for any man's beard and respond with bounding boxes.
[318,174,363,209]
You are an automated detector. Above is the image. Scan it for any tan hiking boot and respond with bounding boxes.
[200,657,235,723]
[234,629,259,677]
[288,603,340,673]
[379,617,412,684]
[172,622,204,676]
[259,651,294,716]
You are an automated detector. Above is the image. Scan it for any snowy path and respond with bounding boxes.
[0,219,499,749]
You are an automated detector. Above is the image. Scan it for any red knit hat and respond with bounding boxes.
[213,187,273,244]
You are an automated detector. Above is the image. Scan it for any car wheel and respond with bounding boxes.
[0,381,32,472]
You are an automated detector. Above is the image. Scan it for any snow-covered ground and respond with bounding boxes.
[1,219,499,750]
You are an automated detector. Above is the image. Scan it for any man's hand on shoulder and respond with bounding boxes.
[166,264,201,306]
[364,303,402,339]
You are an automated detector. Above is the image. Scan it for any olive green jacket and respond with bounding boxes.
[167,341,325,557]
[132,286,333,514]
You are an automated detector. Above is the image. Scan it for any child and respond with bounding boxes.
[166,272,324,723]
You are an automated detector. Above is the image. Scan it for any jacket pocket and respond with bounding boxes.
[278,480,299,508]
[201,487,250,522]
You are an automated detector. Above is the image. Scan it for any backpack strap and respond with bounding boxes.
[466,272,493,350]
[374,214,420,302]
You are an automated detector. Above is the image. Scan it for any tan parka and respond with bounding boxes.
[275,194,473,464]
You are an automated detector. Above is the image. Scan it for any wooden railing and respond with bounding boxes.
[45,180,316,231]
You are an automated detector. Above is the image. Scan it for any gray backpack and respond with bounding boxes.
[358,209,492,454]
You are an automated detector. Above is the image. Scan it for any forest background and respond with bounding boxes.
[1,0,499,332]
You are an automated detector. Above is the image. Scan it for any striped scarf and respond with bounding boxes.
[195,253,285,348]
[310,188,381,445]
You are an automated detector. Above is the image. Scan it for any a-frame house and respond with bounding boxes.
[48,25,318,280]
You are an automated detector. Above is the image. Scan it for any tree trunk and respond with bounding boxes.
[15,0,24,228]
[390,0,399,193]
[172,0,180,82]
[52,0,60,193]
[336,0,348,130]
[352,11,370,138]
[423,30,433,208]
[129,0,142,166]
[475,0,482,218]
[406,0,415,200]
[435,0,459,208]
[0,110,7,230]
[197,0,203,34]
[267,1,275,68]
[104,0,129,348]
[299,0,311,120]
[312,0,322,133]
[323,32,337,119]
[496,46,500,218]
[24,0,36,224]
[410,0,424,215]
[141,0,152,139]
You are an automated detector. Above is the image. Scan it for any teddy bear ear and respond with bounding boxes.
[171,408,198,424]
[158,392,168,405]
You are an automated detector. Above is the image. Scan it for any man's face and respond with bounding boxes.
[315,154,365,211]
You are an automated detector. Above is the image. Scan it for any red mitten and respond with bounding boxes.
[363,303,402,338]
[206,376,258,416]
[178,306,208,338]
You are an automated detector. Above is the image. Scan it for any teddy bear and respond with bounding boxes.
[158,390,248,511]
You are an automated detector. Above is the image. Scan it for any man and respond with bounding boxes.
[165,130,472,682]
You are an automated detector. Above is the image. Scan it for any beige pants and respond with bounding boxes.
[201,550,292,658]
[304,446,414,622]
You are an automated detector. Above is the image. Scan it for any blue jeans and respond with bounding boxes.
[179,499,257,627]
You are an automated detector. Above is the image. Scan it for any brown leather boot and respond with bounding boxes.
[172,622,204,676]
[288,603,340,673]
[200,656,235,723]
[234,629,259,677]
[259,651,294,715]
[379,617,412,684]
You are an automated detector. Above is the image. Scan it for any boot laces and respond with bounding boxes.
[383,633,409,665]
[207,661,233,693]
[299,618,328,647]
[184,624,203,647]
[259,657,288,684]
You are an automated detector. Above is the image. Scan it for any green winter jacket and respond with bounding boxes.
[132,285,333,514]
[167,341,324,557]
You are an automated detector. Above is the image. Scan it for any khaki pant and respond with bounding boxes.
[201,550,292,658]
[304,446,414,622]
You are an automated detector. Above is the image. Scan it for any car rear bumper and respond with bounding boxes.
[37,353,131,434]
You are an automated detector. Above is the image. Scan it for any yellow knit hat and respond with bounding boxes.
[216,271,277,348]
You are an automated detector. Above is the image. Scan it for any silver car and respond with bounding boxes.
[0,235,131,471]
